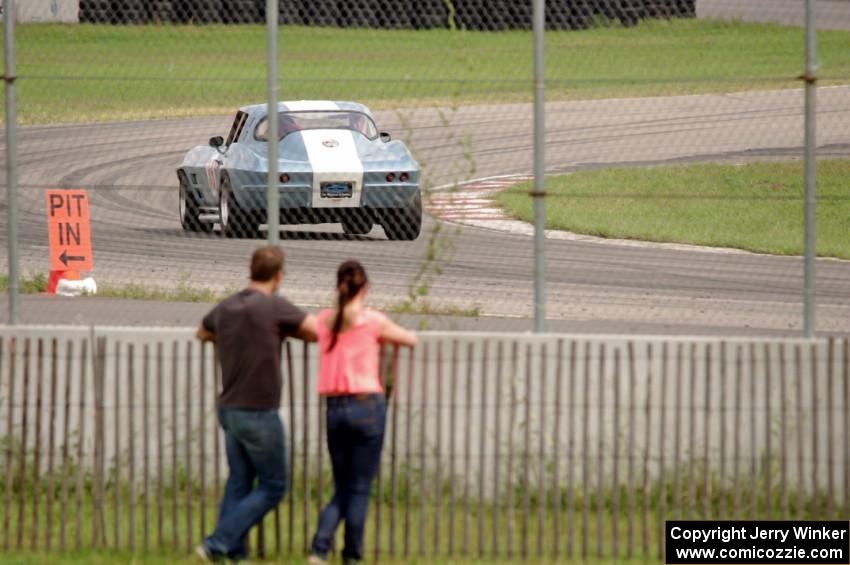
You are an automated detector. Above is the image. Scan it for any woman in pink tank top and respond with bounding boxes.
[309,260,416,565]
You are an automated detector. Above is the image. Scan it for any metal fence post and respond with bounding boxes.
[3,0,19,324]
[802,0,817,337]
[266,0,280,244]
[532,0,546,332]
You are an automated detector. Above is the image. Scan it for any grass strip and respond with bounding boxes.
[0,463,829,564]
[0,551,650,564]
[496,159,850,259]
[7,19,850,124]
[0,275,230,303]
[0,275,482,317]
[0,273,48,294]
[0,477,658,564]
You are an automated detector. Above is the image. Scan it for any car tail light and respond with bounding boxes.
[279,173,290,183]
[386,172,395,182]
[399,172,409,182]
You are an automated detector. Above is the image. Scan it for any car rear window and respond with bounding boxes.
[255,111,378,141]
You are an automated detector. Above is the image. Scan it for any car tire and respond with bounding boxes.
[219,175,261,239]
[382,191,422,241]
[179,174,213,233]
[341,214,373,236]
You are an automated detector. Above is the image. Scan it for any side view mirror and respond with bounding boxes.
[209,136,224,148]
[379,132,392,143]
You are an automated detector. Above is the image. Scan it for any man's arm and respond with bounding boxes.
[295,313,319,342]
[196,323,216,343]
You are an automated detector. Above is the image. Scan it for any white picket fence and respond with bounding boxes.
[0,326,847,559]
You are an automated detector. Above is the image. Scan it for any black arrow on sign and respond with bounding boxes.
[59,250,86,266]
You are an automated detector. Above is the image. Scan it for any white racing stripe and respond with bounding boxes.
[302,129,365,208]
[282,100,340,112]
[276,101,366,208]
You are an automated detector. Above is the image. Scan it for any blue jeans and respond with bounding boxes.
[311,394,386,562]
[204,408,288,560]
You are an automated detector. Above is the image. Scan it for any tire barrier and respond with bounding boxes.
[78,0,696,28]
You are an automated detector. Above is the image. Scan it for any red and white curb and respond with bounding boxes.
[427,174,758,256]
[427,175,531,222]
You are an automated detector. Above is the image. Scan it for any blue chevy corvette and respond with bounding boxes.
[176,100,422,240]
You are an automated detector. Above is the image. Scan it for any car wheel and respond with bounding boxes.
[382,191,422,241]
[219,175,260,239]
[179,174,213,233]
[341,214,373,236]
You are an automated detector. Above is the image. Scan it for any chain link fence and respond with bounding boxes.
[1,0,850,334]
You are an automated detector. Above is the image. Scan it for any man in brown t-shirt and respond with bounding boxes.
[195,245,317,562]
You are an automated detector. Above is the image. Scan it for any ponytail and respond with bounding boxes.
[328,260,368,352]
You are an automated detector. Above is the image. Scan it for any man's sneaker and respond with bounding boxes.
[195,544,213,562]
[307,555,328,565]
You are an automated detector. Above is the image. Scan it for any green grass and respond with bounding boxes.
[95,283,234,303]
[0,277,483,317]
[0,273,48,294]
[0,275,231,302]
[0,480,661,564]
[0,472,832,564]
[5,19,850,124]
[3,548,595,564]
[388,299,481,318]
[0,431,835,564]
[496,159,850,259]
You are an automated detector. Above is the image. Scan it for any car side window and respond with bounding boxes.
[225,111,248,146]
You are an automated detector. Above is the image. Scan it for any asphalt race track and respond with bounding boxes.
[697,0,850,30]
[2,86,850,334]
